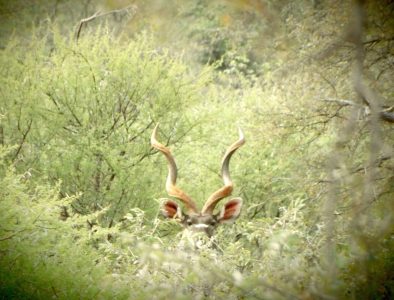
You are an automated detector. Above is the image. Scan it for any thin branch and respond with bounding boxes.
[319,155,392,183]
[0,229,27,241]
[352,155,392,174]
[75,10,100,42]
[108,188,126,229]
[319,98,361,107]
[363,35,394,45]
[129,120,154,143]
[74,5,136,42]
[319,98,394,123]
[0,125,3,145]
[13,119,33,161]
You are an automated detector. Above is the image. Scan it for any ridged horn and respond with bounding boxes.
[151,124,198,213]
[201,128,245,214]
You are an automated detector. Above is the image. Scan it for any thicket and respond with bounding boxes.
[0,0,393,299]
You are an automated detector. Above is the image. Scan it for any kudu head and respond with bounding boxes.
[151,124,245,237]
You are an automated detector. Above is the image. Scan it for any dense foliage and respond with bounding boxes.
[0,0,393,299]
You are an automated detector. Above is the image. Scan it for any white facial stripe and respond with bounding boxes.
[193,223,209,229]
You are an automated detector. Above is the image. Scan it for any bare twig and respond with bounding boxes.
[319,98,394,123]
[74,5,136,42]
[75,10,101,42]
[319,98,361,107]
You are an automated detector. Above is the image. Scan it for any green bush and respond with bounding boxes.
[0,30,211,224]
[0,1,393,299]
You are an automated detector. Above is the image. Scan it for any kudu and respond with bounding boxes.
[151,124,245,238]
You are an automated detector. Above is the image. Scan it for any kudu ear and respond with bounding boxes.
[161,199,183,220]
[218,197,243,223]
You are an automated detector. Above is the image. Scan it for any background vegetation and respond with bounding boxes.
[0,0,393,299]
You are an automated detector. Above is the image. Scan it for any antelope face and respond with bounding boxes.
[161,198,243,237]
[183,214,218,236]
[151,124,245,237]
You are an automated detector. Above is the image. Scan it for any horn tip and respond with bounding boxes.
[237,127,245,143]
[151,123,160,145]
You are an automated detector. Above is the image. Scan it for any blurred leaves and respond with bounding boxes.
[0,0,393,299]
